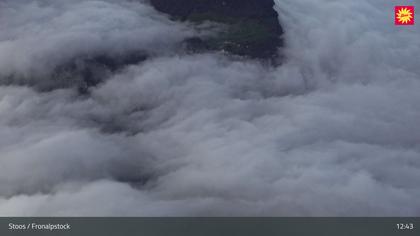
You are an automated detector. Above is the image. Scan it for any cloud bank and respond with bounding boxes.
[0,0,419,216]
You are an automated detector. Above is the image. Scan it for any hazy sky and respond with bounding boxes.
[0,0,419,216]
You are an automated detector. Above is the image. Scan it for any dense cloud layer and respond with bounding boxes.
[0,0,194,89]
[0,0,419,216]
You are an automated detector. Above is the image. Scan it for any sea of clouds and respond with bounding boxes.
[0,0,419,216]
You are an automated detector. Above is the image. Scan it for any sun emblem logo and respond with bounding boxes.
[395,6,415,25]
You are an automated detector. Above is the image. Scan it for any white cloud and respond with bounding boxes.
[0,0,193,81]
[0,0,419,216]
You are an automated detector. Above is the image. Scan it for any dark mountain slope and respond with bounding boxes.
[150,0,283,60]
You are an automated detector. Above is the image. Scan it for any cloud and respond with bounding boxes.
[0,0,194,87]
[0,0,419,216]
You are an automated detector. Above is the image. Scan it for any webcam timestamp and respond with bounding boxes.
[396,223,414,230]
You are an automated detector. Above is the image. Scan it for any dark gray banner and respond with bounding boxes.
[0,218,419,236]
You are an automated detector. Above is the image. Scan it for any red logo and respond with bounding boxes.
[395,6,415,25]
